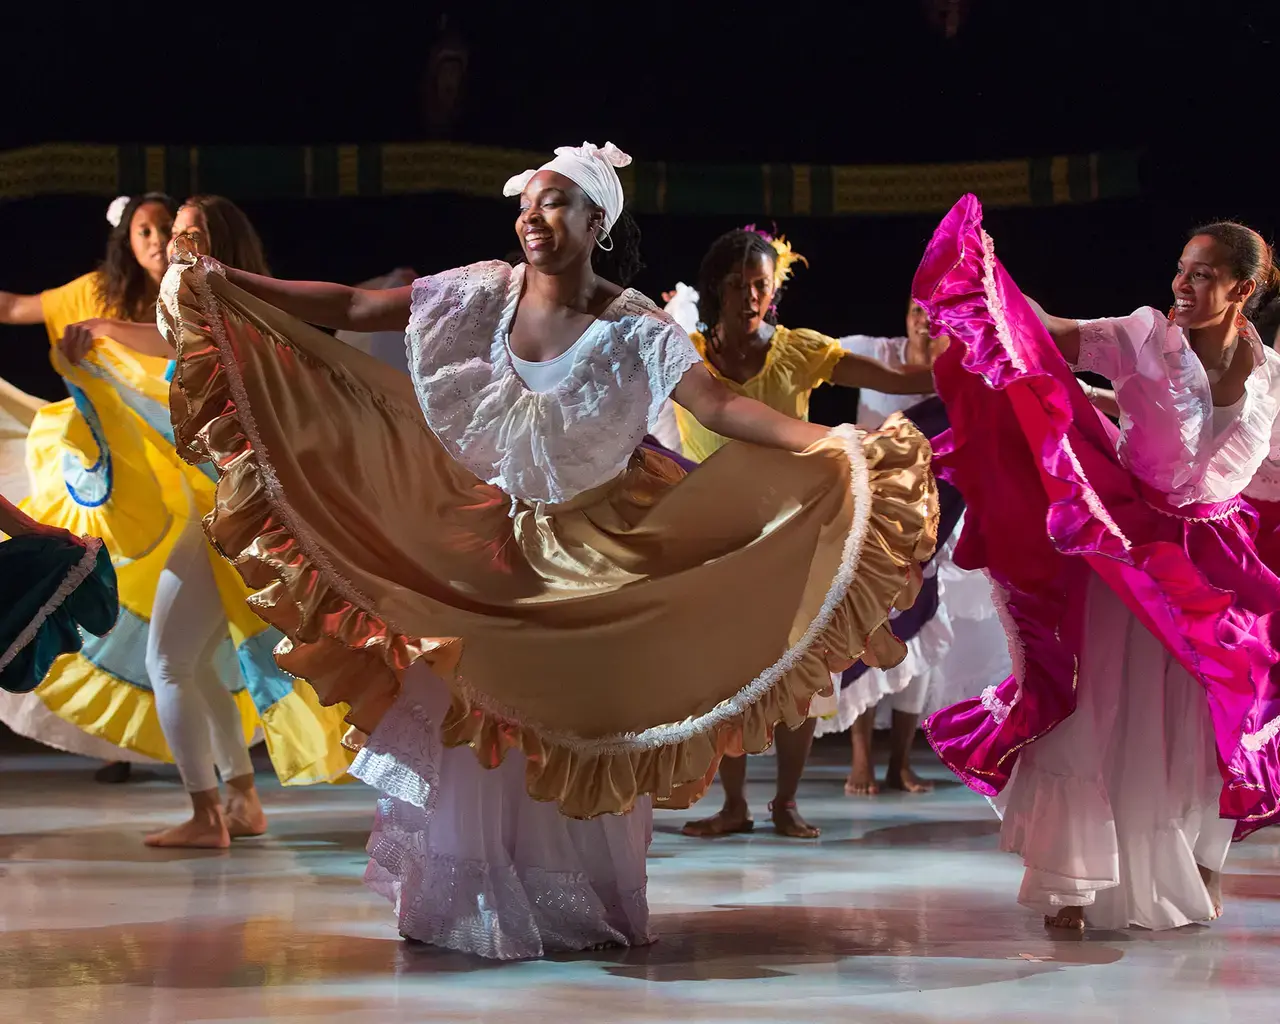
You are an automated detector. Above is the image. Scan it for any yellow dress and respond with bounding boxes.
[159,255,937,818]
[673,326,846,462]
[13,272,351,783]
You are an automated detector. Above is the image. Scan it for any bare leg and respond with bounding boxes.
[682,754,753,836]
[144,788,231,849]
[846,708,879,795]
[223,772,268,838]
[884,710,934,792]
[771,718,820,838]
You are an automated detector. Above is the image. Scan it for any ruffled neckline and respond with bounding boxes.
[491,263,636,399]
[1168,315,1278,498]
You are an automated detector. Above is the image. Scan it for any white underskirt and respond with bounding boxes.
[993,576,1232,930]
[815,517,1012,735]
[351,663,653,959]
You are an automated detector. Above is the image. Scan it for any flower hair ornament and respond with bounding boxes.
[105,195,131,229]
[744,223,808,293]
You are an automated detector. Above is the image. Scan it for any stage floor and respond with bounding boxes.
[1,746,1277,1023]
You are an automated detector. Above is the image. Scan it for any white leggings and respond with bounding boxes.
[145,521,253,793]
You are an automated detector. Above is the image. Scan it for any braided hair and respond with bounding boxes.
[592,209,643,288]
[694,229,780,333]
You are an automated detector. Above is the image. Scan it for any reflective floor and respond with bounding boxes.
[2,742,1279,1023]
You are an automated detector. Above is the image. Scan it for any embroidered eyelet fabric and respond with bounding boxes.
[407,261,702,506]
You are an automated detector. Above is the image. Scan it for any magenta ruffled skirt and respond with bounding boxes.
[916,195,1280,841]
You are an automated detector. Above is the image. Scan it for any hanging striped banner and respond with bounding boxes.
[0,142,1141,215]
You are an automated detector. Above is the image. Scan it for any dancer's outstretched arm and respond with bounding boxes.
[222,268,412,333]
[828,351,936,394]
[1026,297,1082,364]
[0,290,44,325]
[672,363,830,453]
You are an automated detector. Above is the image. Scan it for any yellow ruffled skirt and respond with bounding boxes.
[8,341,352,784]
[163,259,938,817]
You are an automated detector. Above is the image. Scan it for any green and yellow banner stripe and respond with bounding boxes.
[0,143,1140,215]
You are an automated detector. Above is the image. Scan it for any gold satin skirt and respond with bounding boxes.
[163,258,937,818]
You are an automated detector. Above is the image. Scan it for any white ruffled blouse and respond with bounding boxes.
[407,260,701,505]
[839,335,914,429]
[1073,307,1280,505]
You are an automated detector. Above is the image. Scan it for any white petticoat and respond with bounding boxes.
[992,576,1233,930]
[351,663,654,960]
[815,516,1012,735]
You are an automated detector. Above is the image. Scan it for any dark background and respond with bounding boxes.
[3,0,1277,420]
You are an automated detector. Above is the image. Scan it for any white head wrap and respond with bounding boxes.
[502,141,632,232]
[105,195,131,229]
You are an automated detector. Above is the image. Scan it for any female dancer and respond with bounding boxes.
[0,195,175,782]
[62,194,352,847]
[5,194,351,848]
[920,196,1280,932]
[0,372,155,775]
[157,142,937,957]
[825,303,1010,795]
[677,228,935,838]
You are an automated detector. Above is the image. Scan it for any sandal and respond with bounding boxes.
[769,799,820,839]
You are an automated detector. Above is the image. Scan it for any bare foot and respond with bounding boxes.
[884,764,935,793]
[1043,907,1085,932]
[769,800,820,838]
[1199,865,1223,920]
[845,763,880,796]
[682,807,754,838]
[224,791,268,839]
[144,814,231,849]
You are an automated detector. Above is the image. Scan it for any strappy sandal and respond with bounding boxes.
[769,799,820,838]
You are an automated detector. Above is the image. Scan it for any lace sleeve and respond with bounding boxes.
[640,321,702,431]
[1071,307,1153,381]
[406,262,508,378]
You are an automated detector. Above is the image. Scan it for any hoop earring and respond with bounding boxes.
[595,227,614,252]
